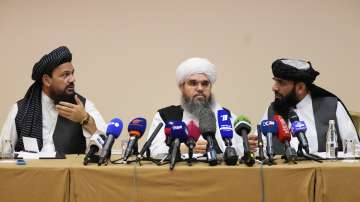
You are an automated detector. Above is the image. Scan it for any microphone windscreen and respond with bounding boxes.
[290,121,307,134]
[273,115,291,143]
[169,121,188,142]
[288,109,300,122]
[199,107,216,135]
[106,118,123,138]
[164,121,175,137]
[217,109,233,139]
[187,120,201,141]
[260,120,278,135]
[234,115,252,134]
[128,117,147,137]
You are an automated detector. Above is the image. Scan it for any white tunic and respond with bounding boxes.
[147,103,244,158]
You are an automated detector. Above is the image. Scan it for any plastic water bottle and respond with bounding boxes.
[326,120,338,159]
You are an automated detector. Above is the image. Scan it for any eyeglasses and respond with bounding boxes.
[185,79,211,88]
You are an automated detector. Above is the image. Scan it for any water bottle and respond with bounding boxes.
[326,120,338,159]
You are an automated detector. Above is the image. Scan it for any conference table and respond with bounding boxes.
[0,155,359,202]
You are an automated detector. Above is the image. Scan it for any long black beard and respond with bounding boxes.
[49,86,76,104]
[181,94,215,119]
[273,89,299,119]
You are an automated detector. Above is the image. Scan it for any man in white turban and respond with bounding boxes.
[147,57,243,159]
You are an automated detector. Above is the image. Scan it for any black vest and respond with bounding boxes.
[15,95,87,154]
[158,105,230,154]
[267,95,344,153]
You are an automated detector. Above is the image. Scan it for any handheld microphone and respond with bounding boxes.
[123,117,147,161]
[98,118,123,165]
[138,122,164,158]
[273,115,297,163]
[234,115,255,167]
[260,119,278,164]
[83,133,106,165]
[218,109,238,165]
[199,108,218,166]
[257,124,266,161]
[169,121,188,170]
[288,109,310,154]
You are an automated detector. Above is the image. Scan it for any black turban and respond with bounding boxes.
[272,58,320,84]
[32,46,72,81]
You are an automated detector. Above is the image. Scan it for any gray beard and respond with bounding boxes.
[181,94,215,119]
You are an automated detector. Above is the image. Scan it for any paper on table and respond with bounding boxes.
[0,160,17,163]
[15,151,56,159]
[22,137,39,153]
[313,152,360,159]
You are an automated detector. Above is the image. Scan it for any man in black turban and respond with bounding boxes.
[251,58,359,155]
[0,46,106,155]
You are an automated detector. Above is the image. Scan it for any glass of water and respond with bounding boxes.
[343,139,356,159]
[1,139,14,159]
[120,139,128,157]
[354,143,360,158]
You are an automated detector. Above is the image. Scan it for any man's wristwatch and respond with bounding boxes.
[80,113,90,125]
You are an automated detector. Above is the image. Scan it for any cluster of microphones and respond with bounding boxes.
[84,108,322,168]
[258,108,323,165]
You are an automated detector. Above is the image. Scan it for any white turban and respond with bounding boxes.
[176,57,217,85]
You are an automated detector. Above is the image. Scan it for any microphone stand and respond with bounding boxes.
[281,142,297,164]
[256,125,266,162]
[83,154,100,165]
[296,144,323,163]
[263,155,276,166]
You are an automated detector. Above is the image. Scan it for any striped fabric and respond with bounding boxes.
[15,82,43,151]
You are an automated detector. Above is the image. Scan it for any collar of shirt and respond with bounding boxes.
[41,91,56,110]
[296,93,311,110]
[292,93,318,153]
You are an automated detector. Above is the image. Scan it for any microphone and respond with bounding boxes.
[218,109,238,166]
[98,118,123,166]
[83,133,106,165]
[164,121,175,147]
[123,117,147,161]
[256,124,266,161]
[186,121,201,165]
[138,122,164,158]
[234,115,255,167]
[168,121,188,170]
[260,119,278,164]
[288,109,310,154]
[217,109,233,146]
[186,121,201,150]
[288,109,322,163]
[273,115,297,163]
[199,108,218,166]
